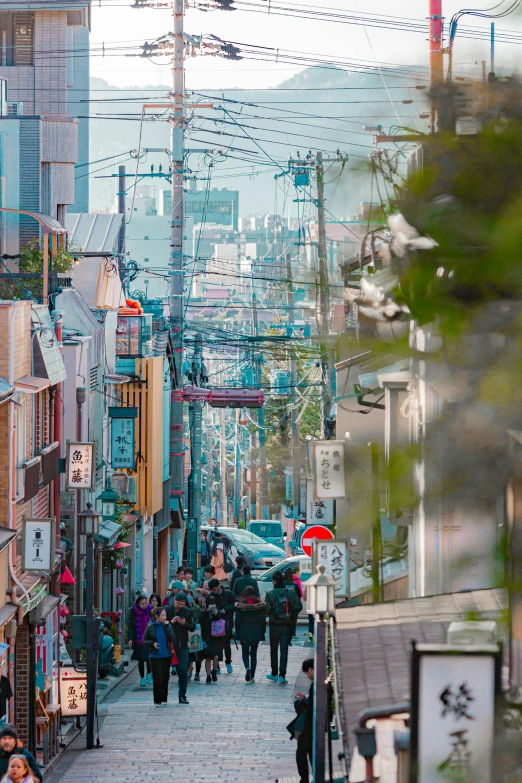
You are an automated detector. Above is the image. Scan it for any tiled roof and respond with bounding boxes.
[335,588,507,740]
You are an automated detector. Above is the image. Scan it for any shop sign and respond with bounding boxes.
[306,478,334,525]
[315,540,349,597]
[312,440,345,499]
[410,643,501,783]
[66,442,95,489]
[22,518,55,572]
[110,417,135,470]
[59,667,87,716]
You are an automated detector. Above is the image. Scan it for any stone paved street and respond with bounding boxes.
[47,635,312,783]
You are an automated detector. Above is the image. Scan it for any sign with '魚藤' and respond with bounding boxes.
[66,442,95,490]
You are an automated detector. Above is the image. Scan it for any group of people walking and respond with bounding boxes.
[127,557,304,704]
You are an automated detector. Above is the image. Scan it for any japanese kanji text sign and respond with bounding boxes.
[66,442,95,490]
[316,540,349,597]
[312,440,345,499]
[410,643,500,783]
[111,417,135,469]
[59,666,87,716]
[306,478,334,525]
[22,518,55,572]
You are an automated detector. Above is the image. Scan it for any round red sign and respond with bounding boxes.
[301,525,334,557]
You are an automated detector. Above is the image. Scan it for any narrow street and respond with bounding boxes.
[47,635,311,783]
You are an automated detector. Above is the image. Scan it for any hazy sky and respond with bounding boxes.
[90,0,522,90]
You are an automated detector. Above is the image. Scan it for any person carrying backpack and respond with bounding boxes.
[265,571,302,684]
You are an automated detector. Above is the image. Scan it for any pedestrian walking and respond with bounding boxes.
[210,534,231,586]
[182,567,197,592]
[149,593,162,612]
[164,567,186,605]
[234,586,266,684]
[127,595,153,687]
[198,565,215,590]
[266,571,302,684]
[165,593,195,704]
[289,658,314,783]
[229,555,246,592]
[143,607,177,706]
[2,755,38,783]
[0,727,41,782]
[201,530,212,566]
[232,564,260,597]
[292,566,303,599]
[201,578,236,682]
[283,567,301,639]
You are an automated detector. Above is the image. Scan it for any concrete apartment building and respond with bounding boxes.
[0,0,90,213]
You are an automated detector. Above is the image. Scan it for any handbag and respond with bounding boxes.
[211,619,226,637]
[188,624,204,652]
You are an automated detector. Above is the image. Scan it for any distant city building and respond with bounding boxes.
[158,187,239,230]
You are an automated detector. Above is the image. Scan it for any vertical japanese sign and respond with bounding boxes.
[66,442,95,490]
[410,643,500,783]
[59,666,87,716]
[22,518,54,571]
[312,440,345,499]
[285,467,293,503]
[306,478,334,525]
[316,541,349,597]
[111,417,135,469]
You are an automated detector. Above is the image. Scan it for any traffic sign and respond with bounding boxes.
[301,525,334,557]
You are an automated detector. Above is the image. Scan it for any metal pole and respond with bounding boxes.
[316,152,331,439]
[371,443,381,604]
[188,333,203,570]
[286,256,300,521]
[234,411,241,524]
[117,164,127,296]
[75,391,85,617]
[428,0,443,132]
[85,533,96,749]
[490,22,495,76]
[169,0,185,524]
[252,290,269,518]
[220,408,228,525]
[313,615,328,783]
[52,311,63,598]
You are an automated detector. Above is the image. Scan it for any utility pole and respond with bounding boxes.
[316,151,332,439]
[252,280,269,519]
[117,164,127,295]
[233,411,242,525]
[220,408,228,525]
[428,0,444,132]
[371,443,382,604]
[188,333,203,570]
[286,255,300,521]
[169,0,185,522]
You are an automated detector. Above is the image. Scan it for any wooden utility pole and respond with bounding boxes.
[286,255,300,520]
[315,152,332,438]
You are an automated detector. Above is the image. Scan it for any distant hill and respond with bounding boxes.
[88,66,429,216]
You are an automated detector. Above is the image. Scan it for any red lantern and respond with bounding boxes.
[59,605,69,618]
[115,558,124,570]
[62,630,69,640]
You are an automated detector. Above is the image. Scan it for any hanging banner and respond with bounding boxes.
[111,417,135,469]
[59,667,87,716]
[315,540,349,597]
[410,643,501,783]
[22,518,55,572]
[312,440,345,499]
[66,442,95,490]
[285,467,293,502]
[306,478,334,525]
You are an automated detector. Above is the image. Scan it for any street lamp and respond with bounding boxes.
[98,476,118,521]
[78,502,101,750]
[307,564,337,783]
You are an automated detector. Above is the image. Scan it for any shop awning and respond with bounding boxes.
[0,602,17,628]
[95,520,122,547]
[0,527,16,553]
[29,594,60,625]
[14,376,51,394]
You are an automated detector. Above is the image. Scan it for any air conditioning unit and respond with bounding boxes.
[447,620,498,646]
[7,102,23,116]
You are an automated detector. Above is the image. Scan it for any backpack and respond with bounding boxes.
[273,589,291,623]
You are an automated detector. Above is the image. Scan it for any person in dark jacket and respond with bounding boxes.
[234,586,266,684]
[202,579,236,682]
[232,564,260,597]
[266,571,302,684]
[229,555,246,592]
[143,607,176,706]
[0,725,41,782]
[293,658,314,783]
[165,593,195,703]
[127,595,152,687]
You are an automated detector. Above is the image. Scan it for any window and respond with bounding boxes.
[15,399,26,499]
[12,14,33,66]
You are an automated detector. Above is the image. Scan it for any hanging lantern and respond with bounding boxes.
[117,627,123,635]
[117,609,123,616]
[62,630,69,640]
[59,605,69,618]
[114,558,124,570]
[115,586,124,596]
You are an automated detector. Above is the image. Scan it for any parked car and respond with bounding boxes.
[202,525,286,571]
[255,554,312,614]
[288,520,307,555]
[248,519,285,549]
